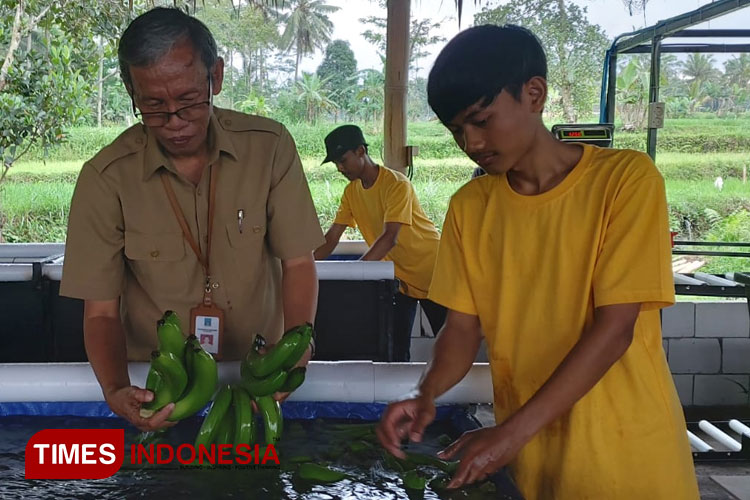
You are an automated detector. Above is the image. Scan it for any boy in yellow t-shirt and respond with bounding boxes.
[314,125,445,361]
[376,25,699,499]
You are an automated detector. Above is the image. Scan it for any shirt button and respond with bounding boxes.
[212,282,220,289]
[253,226,261,233]
[197,188,202,196]
[150,250,160,258]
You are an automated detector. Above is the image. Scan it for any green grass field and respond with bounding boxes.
[3,118,750,273]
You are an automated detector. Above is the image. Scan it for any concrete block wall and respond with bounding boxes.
[411,300,750,407]
[663,301,750,407]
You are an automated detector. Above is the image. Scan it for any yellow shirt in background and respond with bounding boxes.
[334,166,440,299]
[429,144,698,499]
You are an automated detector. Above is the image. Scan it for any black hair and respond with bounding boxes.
[118,7,218,90]
[427,24,547,124]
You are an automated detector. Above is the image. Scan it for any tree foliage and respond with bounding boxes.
[0,0,129,177]
[474,0,609,123]
[316,39,357,117]
[278,0,339,81]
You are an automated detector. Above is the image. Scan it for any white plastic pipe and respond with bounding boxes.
[0,263,34,282]
[0,243,65,259]
[673,273,705,286]
[42,263,63,280]
[315,261,394,280]
[42,261,394,282]
[729,419,750,439]
[694,272,740,287]
[699,420,742,452]
[330,240,368,256]
[0,361,494,404]
[687,430,713,453]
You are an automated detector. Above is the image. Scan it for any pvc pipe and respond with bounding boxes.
[331,240,368,256]
[729,419,750,439]
[0,243,64,259]
[42,261,394,282]
[0,263,34,282]
[0,361,494,404]
[42,263,63,280]
[699,420,742,452]
[315,261,394,280]
[673,273,705,286]
[687,430,713,453]
[694,272,740,287]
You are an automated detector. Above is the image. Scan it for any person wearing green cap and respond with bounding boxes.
[314,125,445,361]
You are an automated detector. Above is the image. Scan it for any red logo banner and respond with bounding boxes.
[25,429,124,479]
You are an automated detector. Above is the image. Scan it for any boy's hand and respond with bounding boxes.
[438,422,528,489]
[376,394,436,458]
[105,385,177,432]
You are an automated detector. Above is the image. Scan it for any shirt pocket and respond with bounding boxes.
[124,231,191,298]
[223,218,268,296]
[225,218,266,248]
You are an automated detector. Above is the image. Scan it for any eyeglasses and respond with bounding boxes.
[132,76,212,128]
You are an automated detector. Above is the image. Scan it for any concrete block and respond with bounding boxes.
[671,374,693,406]
[668,338,721,374]
[696,302,750,338]
[693,375,749,406]
[722,338,750,374]
[662,302,695,338]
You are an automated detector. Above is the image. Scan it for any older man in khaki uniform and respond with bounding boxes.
[61,8,324,431]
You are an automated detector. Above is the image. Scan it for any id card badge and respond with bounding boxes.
[190,303,225,360]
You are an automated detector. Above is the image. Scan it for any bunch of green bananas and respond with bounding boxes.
[191,323,312,454]
[140,311,218,422]
[196,384,283,451]
[240,323,313,398]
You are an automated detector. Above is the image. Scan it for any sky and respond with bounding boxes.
[298,0,750,77]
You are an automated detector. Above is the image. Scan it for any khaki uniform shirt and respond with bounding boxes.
[61,108,325,361]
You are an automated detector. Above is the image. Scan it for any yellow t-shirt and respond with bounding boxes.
[334,166,440,299]
[429,145,698,499]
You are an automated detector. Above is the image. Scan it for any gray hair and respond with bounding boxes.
[118,7,218,90]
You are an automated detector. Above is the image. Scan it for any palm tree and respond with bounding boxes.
[724,54,750,88]
[356,69,385,124]
[295,72,337,123]
[680,53,719,87]
[278,0,339,82]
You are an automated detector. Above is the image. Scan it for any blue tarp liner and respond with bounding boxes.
[0,401,469,421]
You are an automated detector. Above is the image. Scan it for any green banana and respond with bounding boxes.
[240,334,265,379]
[168,347,218,422]
[156,319,185,359]
[402,469,427,490]
[297,463,349,483]
[141,350,188,416]
[232,386,256,448]
[279,367,306,393]
[255,395,282,445]
[242,370,288,397]
[194,384,233,449]
[246,330,305,378]
[214,408,235,445]
[184,335,200,376]
[144,366,163,402]
[281,323,313,370]
[162,310,182,330]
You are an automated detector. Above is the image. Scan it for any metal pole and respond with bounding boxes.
[646,37,662,160]
[384,0,410,174]
[606,52,618,125]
